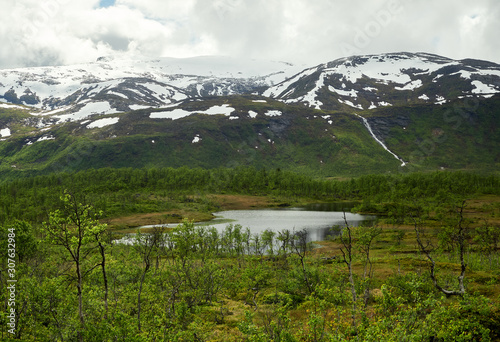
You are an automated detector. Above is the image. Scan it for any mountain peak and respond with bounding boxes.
[265,52,500,110]
[1,52,499,118]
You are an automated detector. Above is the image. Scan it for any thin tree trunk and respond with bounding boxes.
[299,255,313,294]
[137,265,149,332]
[347,262,357,327]
[413,213,466,297]
[76,260,84,342]
[98,242,109,319]
[341,212,357,329]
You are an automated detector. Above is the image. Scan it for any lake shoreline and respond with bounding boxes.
[106,194,361,234]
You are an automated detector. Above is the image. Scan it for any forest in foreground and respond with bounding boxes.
[0,167,499,341]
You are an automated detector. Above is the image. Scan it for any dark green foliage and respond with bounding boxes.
[0,166,498,224]
[0,220,38,263]
[365,96,500,171]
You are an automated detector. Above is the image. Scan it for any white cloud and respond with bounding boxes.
[0,0,499,69]
[116,0,196,20]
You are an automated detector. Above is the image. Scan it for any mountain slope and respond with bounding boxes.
[0,97,405,177]
[0,55,301,119]
[264,52,500,110]
[0,52,499,179]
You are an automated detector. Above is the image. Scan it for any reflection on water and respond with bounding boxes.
[301,202,360,212]
[138,203,375,242]
[208,208,374,242]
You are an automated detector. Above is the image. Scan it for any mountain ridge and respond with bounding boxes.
[1,52,499,178]
[265,52,500,110]
[1,52,499,119]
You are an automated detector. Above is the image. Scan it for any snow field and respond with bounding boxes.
[150,104,235,120]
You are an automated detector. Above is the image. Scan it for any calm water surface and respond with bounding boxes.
[208,207,374,242]
[139,203,375,242]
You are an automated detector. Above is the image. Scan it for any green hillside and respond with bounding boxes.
[364,95,500,171]
[1,95,499,182]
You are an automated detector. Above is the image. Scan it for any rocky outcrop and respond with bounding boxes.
[366,115,411,143]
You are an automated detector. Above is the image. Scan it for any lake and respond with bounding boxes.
[138,202,375,242]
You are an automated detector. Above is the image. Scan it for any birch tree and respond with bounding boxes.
[42,191,107,342]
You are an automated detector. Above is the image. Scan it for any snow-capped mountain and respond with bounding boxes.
[0,55,301,124]
[265,52,500,110]
[1,52,499,126]
[1,52,499,177]
[0,53,500,174]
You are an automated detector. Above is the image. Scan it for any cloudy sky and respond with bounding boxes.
[1,0,499,69]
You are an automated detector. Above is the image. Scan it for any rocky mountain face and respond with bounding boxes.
[0,55,299,116]
[264,52,500,110]
[1,52,499,126]
[0,52,499,177]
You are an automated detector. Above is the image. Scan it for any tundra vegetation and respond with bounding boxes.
[0,167,499,341]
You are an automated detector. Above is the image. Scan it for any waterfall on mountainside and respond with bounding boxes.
[354,114,407,167]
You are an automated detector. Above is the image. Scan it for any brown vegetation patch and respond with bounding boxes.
[105,210,214,231]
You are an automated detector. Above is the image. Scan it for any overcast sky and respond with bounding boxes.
[1,0,499,69]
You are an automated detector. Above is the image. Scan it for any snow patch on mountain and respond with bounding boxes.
[35,106,72,116]
[395,79,423,91]
[262,66,317,98]
[329,86,358,97]
[435,96,447,105]
[150,104,235,120]
[129,104,151,110]
[0,103,25,110]
[264,110,282,117]
[150,108,193,120]
[248,110,258,118]
[0,128,11,137]
[471,80,499,94]
[55,101,120,122]
[192,134,201,143]
[87,117,120,129]
[107,91,128,99]
[36,135,55,142]
[202,104,235,115]
[339,99,363,109]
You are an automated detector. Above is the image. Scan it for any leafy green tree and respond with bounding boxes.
[42,191,107,342]
[291,229,314,295]
[354,224,382,306]
[133,226,163,332]
[336,214,357,329]
[262,229,276,258]
[413,200,469,296]
[0,220,38,263]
